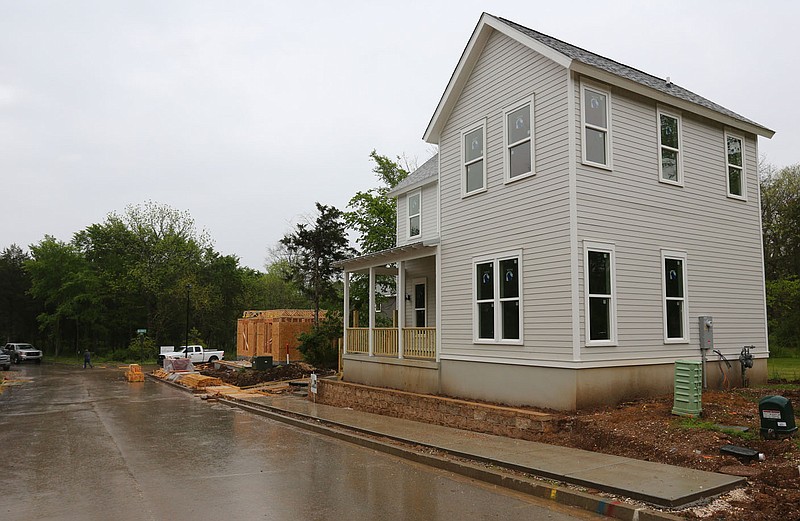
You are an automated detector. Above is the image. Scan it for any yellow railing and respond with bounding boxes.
[373,328,399,356]
[403,327,436,359]
[346,328,369,354]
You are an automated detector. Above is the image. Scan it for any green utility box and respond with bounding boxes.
[252,356,273,370]
[672,360,703,417]
[759,395,797,438]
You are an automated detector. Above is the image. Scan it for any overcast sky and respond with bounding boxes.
[1,1,796,270]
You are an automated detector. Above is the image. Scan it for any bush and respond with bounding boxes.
[297,311,342,369]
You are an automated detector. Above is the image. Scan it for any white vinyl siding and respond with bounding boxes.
[575,78,766,363]
[657,108,683,186]
[439,30,572,363]
[583,242,617,346]
[725,131,746,200]
[503,96,535,182]
[580,82,612,170]
[661,250,689,343]
[462,121,487,196]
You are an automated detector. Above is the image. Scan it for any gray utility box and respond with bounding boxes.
[759,395,797,438]
[252,356,273,371]
[698,316,713,350]
[672,360,703,417]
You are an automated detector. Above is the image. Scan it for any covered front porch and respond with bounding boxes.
[339,241,439,362]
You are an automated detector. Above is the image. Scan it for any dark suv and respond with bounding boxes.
[3,343,43,364]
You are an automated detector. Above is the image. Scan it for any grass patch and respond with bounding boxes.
[768,357,800,381]
[678,417,759,441]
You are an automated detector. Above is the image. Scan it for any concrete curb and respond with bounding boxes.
[147,375,683,520]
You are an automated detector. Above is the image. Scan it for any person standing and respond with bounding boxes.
[83,349,93,369]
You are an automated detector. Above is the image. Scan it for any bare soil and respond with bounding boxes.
[198,362,334,388]
[530,384,800,520]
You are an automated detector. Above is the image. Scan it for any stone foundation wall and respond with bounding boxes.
[314,379,558,440]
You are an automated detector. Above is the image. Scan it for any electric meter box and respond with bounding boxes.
[759,395,797,438]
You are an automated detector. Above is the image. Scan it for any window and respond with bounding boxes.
[581,83,612,169]
[658,109,683,185]
[583,242,617,345]
[462,121,486,195]
[413,279,426,327]
[662,250,689,343]
[408,191,421,238]
[725,132,746,199]
[504,98,534,181]
[474,251,522,344]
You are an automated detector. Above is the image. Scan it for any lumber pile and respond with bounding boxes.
[179,373,223,390]
[125,364,145,382]
[152,368,168,379]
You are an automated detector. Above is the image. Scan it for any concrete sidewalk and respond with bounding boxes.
[218,390,744,510]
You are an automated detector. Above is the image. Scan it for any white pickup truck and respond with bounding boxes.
[161,345,224,365]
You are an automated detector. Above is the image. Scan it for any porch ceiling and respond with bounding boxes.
[336,240,439,273]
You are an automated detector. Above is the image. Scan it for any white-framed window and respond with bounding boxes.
[504,97,535,182]
[412,278,426,327]
[661,250,689,343]
[580,82,612,169]
[408,190,421,238]
[658,108,683,186]
[583,242,617,346]
[462,120,487,196]
[473,250,523,344]
[725,132,746,200]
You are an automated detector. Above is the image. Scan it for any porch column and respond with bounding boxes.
[368,266,375,357]
[397,260,405,359]
[343,270,349,354]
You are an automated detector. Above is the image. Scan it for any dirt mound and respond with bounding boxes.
[199,362,333,388]
[532,386,800,520]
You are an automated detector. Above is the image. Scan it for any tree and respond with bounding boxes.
[0,245,40,343]
[761,164,800,280]
[344,150,410,254]
[280,203,352,325]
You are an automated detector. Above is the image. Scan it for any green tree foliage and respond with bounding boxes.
[761,164,800,353]
[0,245,40,343]
[344,150,409,254]
[280,203,352,325]
[297,310,342,368]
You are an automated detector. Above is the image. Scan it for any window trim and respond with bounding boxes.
[461,120,488,197]
[407,190,421,239]
[583,241,618,347]
[661,249,689,344]
[724,131,747,201]
[657,108,684,187]
[503,96,535,183]
[472,249,524,345]
[580,82,613,171]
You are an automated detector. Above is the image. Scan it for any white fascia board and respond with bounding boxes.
[570,61,775,139]
[423,13,571,144]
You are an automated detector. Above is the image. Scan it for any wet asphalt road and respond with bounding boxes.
[0,364,599,521]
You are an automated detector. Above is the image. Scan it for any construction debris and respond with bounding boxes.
[125,364,145,382]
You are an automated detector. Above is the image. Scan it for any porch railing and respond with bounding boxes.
[403,327,436,359]
[346,326,436,360]
[346,328,369,354]
[373,328,398,356]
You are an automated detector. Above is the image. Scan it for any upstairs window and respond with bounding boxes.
[584,242,616,346]
[504,98,534,182]
[462,121,486,196]
[408,191,421,238]
[474,251,522,344]
[725,133,746,199]
[662,250,689,343]
[658,109,683,186]
[581,84,612,169]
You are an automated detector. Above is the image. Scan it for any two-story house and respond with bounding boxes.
[338,13,774,411]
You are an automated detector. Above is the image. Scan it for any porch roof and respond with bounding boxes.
[335,240,438,273]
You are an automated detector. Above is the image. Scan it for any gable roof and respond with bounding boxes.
[387,153,439,197]
[423,13,774,143]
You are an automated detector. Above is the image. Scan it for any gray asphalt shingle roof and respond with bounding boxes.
[389,153,439,195]
[496,16,767,131]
